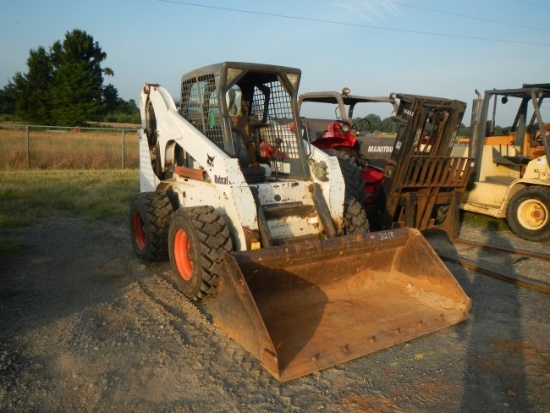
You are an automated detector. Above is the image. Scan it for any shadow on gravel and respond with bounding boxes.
[459,221,529,412]
[0,218,137,335]
[0,217,146,396]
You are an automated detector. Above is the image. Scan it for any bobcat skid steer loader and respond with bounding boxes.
[129,62,470,382]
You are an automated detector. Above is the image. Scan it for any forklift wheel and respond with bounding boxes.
[506,186,550,242]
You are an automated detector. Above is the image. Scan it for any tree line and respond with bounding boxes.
[1,29,473,134]
[353,113,471,136]
[0,29,139,126]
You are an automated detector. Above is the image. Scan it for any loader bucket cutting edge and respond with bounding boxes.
[212,227,471,382]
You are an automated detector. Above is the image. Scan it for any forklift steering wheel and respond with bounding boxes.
[352,117,371,134]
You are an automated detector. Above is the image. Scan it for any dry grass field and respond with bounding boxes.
[0,125,139,170]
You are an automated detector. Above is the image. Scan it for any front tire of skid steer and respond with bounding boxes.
[506,186,550,242]
[130,192,173,261]
[168,206,233,300]
[344,197,370,234]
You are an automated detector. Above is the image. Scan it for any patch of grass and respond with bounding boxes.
[0,169,140,228]
[461,211,509,231]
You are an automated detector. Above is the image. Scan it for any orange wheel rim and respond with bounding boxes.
[174,228,193,281]
[132,211,146,250]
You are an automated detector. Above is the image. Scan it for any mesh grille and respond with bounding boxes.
[180,74,224,150]
[252,81,300,159]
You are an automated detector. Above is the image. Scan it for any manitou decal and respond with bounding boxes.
[367,146,393,153]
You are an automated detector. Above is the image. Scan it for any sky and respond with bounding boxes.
[1,0,549,123]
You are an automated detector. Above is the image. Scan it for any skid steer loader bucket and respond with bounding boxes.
[213,227,470,382]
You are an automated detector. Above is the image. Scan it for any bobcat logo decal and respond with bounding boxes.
[207,154,215,167]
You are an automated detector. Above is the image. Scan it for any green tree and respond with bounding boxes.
[352,114,398,133]
[5,29,140,125]
[0,83,16,115]
[49,29,108,125]
[365,114,382,131]
[103,84,119,114]
[104,97,140,124]
[380,116,398,133]
[12,46,54,123]
[458,123,470,137]
[8,29,119,126]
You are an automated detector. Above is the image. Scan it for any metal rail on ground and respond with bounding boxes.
[434,237,550,294]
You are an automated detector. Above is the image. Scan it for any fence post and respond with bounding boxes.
[26,126,30,169]
[121,129,125,169]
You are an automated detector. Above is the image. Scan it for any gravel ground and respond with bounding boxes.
[0,215,548,412]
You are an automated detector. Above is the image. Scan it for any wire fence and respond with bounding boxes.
[0,124,140,169]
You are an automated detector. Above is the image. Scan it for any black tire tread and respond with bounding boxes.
[178,206,233,300]
[344,197,370,234]
[325,149,367,204]
[130,192,172,261]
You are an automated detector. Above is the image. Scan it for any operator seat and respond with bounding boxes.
[229,115,266,182]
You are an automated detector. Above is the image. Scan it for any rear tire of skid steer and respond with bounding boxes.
[130,192,173,261]
[168,206,233,300]
[325,149,367,204]
[344,197,370,234]
[506,186,550,242]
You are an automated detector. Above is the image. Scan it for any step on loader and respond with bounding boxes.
[129,62,470,381]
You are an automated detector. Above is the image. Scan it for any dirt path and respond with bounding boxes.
[1,216,548,412]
